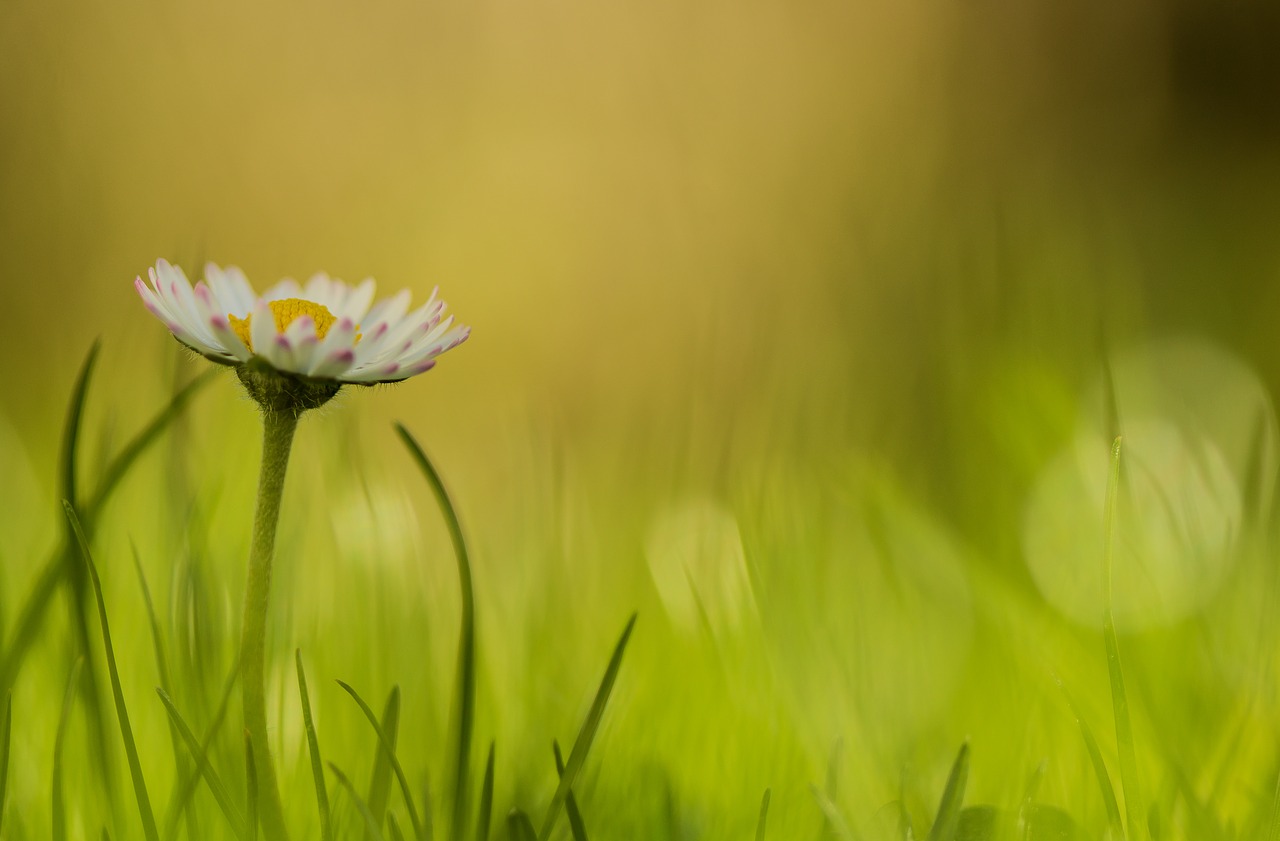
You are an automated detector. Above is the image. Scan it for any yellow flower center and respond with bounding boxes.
[229,298,337,351]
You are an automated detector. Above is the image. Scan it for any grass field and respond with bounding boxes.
[1,321,1279,840]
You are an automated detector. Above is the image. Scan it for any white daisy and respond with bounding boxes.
[135,258,470,385]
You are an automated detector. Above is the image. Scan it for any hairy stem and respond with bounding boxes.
[240,406,298,841]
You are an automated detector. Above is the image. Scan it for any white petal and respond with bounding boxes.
[193,282,251,361]
[307,317,359,377]
[282,315,321,373]
[335,278,376,323]
[263,278,302,302]
[205,262,256,316]
[250,299,278,357]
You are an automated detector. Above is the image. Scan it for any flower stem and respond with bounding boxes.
[240,406,299,841]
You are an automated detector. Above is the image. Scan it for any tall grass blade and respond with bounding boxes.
[134,544,200,841]
[927,742,969,841]
[156,686,246,839]
[553,740,588,841]
[337,680,426,841]
[1103,437,1146,841]
[60,339,100,512]
[389,812,407,841]
[245,732,258,841]
[66,501,160,841]
[396,423,476,840]
[331,762,389,841]
[297,651,334,841]
[477,742,495,841]
[756,788,771,841]
[0,691,10,837]
[52,658,84,841]
[1055,676,1124,840]
[366,686,402,837]
[57,342,115,795]
[507,810,538,841]
[537,614,637,841]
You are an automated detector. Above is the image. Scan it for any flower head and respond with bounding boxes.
[136,259,469,408]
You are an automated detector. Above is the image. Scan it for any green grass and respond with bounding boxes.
[1,339,1280,840]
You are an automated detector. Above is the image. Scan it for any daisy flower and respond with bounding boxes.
[135,258,470,386]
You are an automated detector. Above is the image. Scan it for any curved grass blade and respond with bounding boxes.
[927,743,969,841]
[297,651,333,841]
[0,691,10,837]
[337,680,426,841]
[245,732,258,841]
[1054,675,1124,840]
[156,686,246,839]
[396,423,476,839]
[60,339,100,511]
[553,740,588,841]
[331,762,389,841]
[756,788,771,841]
[477,742,495,841]
[52,658,84,841]
[537,614,637,841]
[66,501,160,841]
[366,687,402,838]
[1103,438,1147,841]
[508,810,538,841]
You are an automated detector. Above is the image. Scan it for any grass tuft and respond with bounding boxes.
[366,686,402,836]
[65,500,161,841]
[537,613,637,841]
[330,761,389,841]
[156,685,246,839]
[337,679,426,841]
[396,422,476,840]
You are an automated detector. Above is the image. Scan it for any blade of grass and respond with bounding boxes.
[0,691,10,837]
[1103,437,1147,841]
[476,742,495,841]
[245,732,258,841]
[809,784,856,841]
[1054,675,1124,840]
[331,762,389,841]
[66,501,160,841]
[366,686,402,838]
[52,658,84,841]
[507,811,538,841]
[553,740,588,841]
[389,812,407,841]
[156,686,246,839]
[297,651,333,841]
[927,743,969,841]
[537,614,637,841]
[756,788,771,841]
[396,423,475,840]
[337,680,426,841]
[134,544,200,841]
[57,342,116,797]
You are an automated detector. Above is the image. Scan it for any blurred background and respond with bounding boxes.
[4,0,1280,836]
